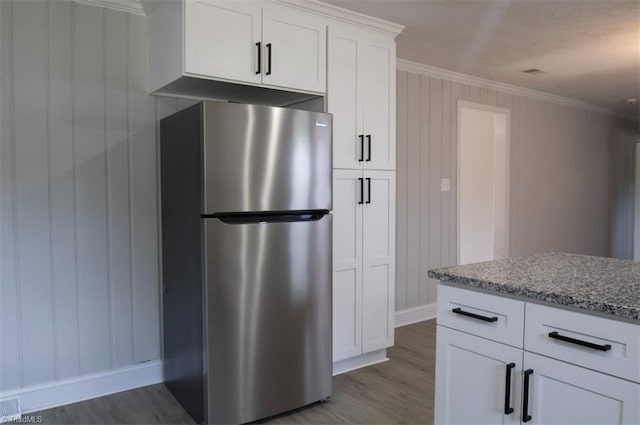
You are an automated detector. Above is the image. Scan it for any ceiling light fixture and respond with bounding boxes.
[626,98,637,105]
[521,68,546,75]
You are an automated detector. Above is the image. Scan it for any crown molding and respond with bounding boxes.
[72,0,405,37]
[397,58,624,119]
[74,0,146,15]
[139,0,161,15]
[272,0,404,37]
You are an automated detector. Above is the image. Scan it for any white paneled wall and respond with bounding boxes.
[0,0,194,391]
[396,67,635,312]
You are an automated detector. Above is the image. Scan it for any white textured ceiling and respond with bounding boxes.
[323,0,640,119]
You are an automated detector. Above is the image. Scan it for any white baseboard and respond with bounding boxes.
[332,349,388,376]
[0,360,163,414]
[395,304,437,328]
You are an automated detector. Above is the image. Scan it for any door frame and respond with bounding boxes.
[456,100,511,265]
[635,141,640,261]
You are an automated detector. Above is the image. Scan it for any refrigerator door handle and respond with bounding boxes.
[213,210,329,224]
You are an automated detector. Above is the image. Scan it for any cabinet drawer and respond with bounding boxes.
[524,303,640,383]
[437,284,525,348]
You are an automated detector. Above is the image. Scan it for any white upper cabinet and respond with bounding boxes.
[261,6,326,93]
[148,0,327,97]
[329,26,396,170]
[184,1,262,85]
[361,39,395,170]
[328,28,361,168]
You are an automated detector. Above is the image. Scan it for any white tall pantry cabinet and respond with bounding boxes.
[328,23,399,372]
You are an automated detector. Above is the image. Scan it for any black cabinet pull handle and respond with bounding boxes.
[452,307,498,323]
[255,42,261,74]
[366,135,371,161]
[266,43,272,75]
[358,178,364,204]
[358,135,364,162]
[365,178,371,204]
[504,363,515,415]
[522,369,533,422]
[548,331,612,352]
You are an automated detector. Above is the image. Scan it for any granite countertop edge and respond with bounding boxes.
[428,269,640,322]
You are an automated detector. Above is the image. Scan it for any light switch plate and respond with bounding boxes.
[441,178,450,192]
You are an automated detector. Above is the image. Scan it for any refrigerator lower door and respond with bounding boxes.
[203,214,332,424]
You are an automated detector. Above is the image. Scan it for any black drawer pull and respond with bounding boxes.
[548,331,612,352]
[522,369,533,422]
[366,134,371,161]
[358,135,364,162]
[365,177,371,204]
[358,177,364,205]
[255,42,261,74]
[504,362,515,415]
[452,307,498,323]
[266,43,272,75]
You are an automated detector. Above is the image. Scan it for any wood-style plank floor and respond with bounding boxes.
[35,320,436,425]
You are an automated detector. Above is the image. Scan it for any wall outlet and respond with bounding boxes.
[441,178,450,192]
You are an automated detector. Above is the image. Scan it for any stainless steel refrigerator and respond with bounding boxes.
[160,101,333,424]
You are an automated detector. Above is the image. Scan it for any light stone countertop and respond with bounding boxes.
[428,252,640,322]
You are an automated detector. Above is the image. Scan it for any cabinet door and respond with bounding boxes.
[332,170,363,361]
[360,36,395,170]
[184,1,262,85]
[362,171,395,352]
[435,326,522,425]
[261,6,326,93]
[523,352,640,425]
[328,26,363,169]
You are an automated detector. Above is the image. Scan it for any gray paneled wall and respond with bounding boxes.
[0,0,194,391]
[396,68,633,312]
[611,121,638,259]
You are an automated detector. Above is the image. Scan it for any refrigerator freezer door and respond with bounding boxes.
[202,101,332,214]
[203,214,333,424]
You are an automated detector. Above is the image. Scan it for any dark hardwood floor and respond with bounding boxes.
[35,320,436,425]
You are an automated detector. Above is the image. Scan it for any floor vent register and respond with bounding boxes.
[0,397,21,424]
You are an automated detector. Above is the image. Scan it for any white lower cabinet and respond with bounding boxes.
[435,326,522,425]
[333,169,395,363]
[523,352,639,425]
[435,285,640,425]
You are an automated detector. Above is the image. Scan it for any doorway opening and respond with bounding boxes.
[457,101,510,265]
[635,142,640,261]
